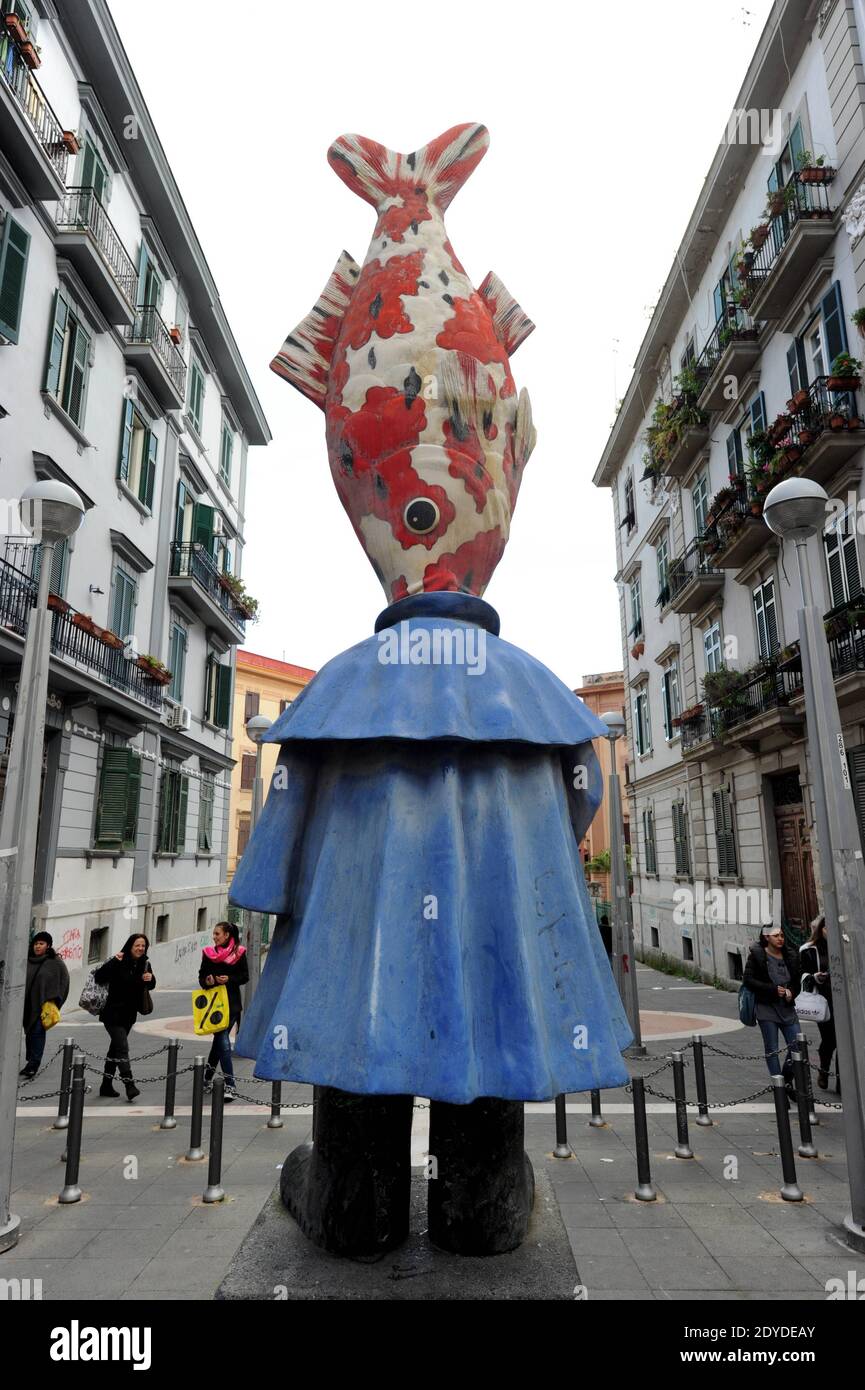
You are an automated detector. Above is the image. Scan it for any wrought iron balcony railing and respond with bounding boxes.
[169,542,248,632]
[0,31,68,181]
[745,172,834,292]
[123,303,187,397]
[695,303,759,378]
[55,186,138,306]
[668,540,724,601]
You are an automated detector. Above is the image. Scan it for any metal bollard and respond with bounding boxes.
[160,1038,179,1130]
[59,1054,86,1204]
[203,1075,226,1203]
[791,1052,818,1159]
[54,1037,75,1131]
[671,1051,693,1159]
[771,1075,804,1201]
[691,1035,713,1128]
[796,1032,819,1127]
[553,1094,572,1158]
[186,1056,206,1161]
[588,1088,606,1129]
[267,1080,284,1130]
[631,1077,657,1202]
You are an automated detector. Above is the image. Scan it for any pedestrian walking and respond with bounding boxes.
[94,934,155,1101]
[199,921,249,1103]
[19,931,69,1079]
[743,923,802,1103]
[597,913,613,962]
[800,914,836,1089]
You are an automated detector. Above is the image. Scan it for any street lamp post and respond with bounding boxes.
[243,713,272,1008]
[599,710,645,1056]
[764,476,865,1252]
[0,482,85,1252]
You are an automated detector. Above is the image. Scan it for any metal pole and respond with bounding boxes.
[588,1088,606,1129]
[244,744,266,1011]
[58,1053,85,1204]
[631,1077,657,1201]
[553,1094,572,1158]
[771,1074,804,1201]
[796,1030,819,1128]
[0,544,56,1249]
[607,734,645,1055]
[267,1080,284,1130]
[203,1075,226,1203]
[186,1056,205,1161]
[671,1051,693,1159]
[791,537,865,1248]
[791,1052,818,1159]
[692,1034,713,1127]
[54,1036,75,1130]
[160,1038,179,1130]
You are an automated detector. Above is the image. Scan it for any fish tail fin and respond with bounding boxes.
[269,250,361,409]
[328,123,489,213]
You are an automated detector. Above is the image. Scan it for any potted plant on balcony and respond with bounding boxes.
[19,38,40,68]
[46,593,70,615]
[749,223,770,251]
[787,388,809,414]
[71,612,100,638]
[675,703,705,727]
[219,572,260,622]
[829,409,847,431]
[99,628,124,651]
[136,654,172,685]
[848,412,862,430]
[851,308,865,340]
[779,642,801,673]
[703,665,747,717]
[630,637,644,660]
[169,325,182,345]
[61,130,81,155]
[3,11,28,42]
[827,352,862,391]
[797,151,834,184]
[768,413,793,445]
[765,183,796,218]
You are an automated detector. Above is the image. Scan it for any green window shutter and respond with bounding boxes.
[142,429,158,508]
[111,569,136,640]
[215,663,232,729]
[0,214,30,343]
[789,120,805,171]
[174,480,189,548]
[125,752,141,849]
[64,320,90,425]
[158,769,176,853]
[192,503,215,552]
[822,281,849,367]
[136,242,149,307]
[176,775,189,853]
[725,430,742,478]
[118,398,134,484]
[43,289,68,395]
[95,747,138,849]
[750,392,767,436]
[81,141,95,189]
[198,777,213,852]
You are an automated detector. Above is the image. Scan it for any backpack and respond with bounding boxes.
[78,968,109,1016]
[738,983,757,1027]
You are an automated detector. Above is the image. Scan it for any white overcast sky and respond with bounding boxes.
[111,0,776,684]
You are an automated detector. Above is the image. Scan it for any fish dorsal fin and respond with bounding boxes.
[478,272,535,357]
[270,250,361,409]
[328,123,489,214]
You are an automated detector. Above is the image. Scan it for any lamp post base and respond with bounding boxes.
[0,1212,21,1253]
[843,1213,865,1254]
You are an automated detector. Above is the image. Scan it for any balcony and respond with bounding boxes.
[54,187,137,326]
[168,542,247,645]
[787,598,865,711]
[784,378,862,488]
[663,423,710,480]
[668,541,725,613]
[742,174,836,321]
[0,27,69,200]
[696,309,761,412]
[123,305,187,410]
[0,557,163,711]
[701,479,768,568]
[681,664,804,760]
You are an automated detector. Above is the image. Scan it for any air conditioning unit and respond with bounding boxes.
[169,706,192,731]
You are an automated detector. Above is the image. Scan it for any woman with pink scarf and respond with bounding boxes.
[198,922,249,1101]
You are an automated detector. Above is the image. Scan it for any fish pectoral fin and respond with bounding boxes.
[514,387,536,468]
[478,270,535,356]
[270,250,361,409]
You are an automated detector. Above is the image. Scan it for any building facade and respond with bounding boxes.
[0,0,270,990]
[573,671,628,901]
[594,0,865,982]
[228,650,315,880]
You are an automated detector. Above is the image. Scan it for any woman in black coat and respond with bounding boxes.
[20,931,70,1079]
[94,933,155,1101]
[198,921,249,1102]
[743,923,802,1098]
[800,915,835,1088]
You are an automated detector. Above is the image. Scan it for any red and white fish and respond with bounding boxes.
[270,122,536,600]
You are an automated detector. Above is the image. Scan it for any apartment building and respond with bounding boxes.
[593,0,865,982]
[0,0,270,989]
[228,650,315,880]
[573,671,628,902]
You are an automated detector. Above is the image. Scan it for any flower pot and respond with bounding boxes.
[61,131,80,155]
[19,40,40,68]
[145,668,172,686]
[169,326,182,344]
[99,629,124,650]
[787,390,809,414]
[830,414,846,431]
[827,375,860,392]
[784,444,802,464]
[3,12,28,42]
[750,501,763,516]
[47,593,70,614]
[72,613,99,637]
[848,416,862,431]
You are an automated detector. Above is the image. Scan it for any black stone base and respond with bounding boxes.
[215,1169,577,1301]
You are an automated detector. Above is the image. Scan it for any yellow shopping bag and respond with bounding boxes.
[41,1001,61,1029]
[191,984,230,1035]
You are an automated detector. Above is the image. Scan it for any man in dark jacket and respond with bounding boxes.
[743,923,802,1097]
[20,932,69,1079]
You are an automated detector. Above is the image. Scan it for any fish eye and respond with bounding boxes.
[404,497,440,534]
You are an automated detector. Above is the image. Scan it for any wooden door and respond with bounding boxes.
[774,804,818,935]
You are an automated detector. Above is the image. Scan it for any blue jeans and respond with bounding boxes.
[758,1017,800,1078]
[25,1020,46,1068]
[206,1027,235,1083]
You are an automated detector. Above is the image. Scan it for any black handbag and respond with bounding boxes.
[139,961,154,1016]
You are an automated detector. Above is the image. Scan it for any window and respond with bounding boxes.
[79,137,109,202]
[629,577,643,639]
[137,243,161,309]
[622,473,635,531]
[672,800,691,875]
[680,336,696,369]
[726,428,744,480]
[820,281,849,374]
[662,664,680,740]
[33,537,69,597]
[156,914,169,943]
[219,418,234,488]
[682,934,695,962]
[728,951,743,981]
[767,119,804,194]
[118,399,158,510]
[787,337,809,397]
[109,566,136,643]
[88,926,108,964]
[693,471,709,535]
[94,746,141,850]
[748,392,767,439]
[0,212,30,343]
[196,906,208,934]
[650,925,660,949]
[656,535,670,605]
[157,764,189,853]
[205,655,232,729]
[240,752,256,790]
[279,698,292,715]
[244,690,260,721]
[713,786,739,878]
[704,621,722,674]
[237,814,251,859]
[188,357,205,435]
[198,773,214,852]
[824,508,862,609]
[808,321,826,381]
[753,578,779,659]
[643,806,657,876]
[168,620,187,703]
[633,688,651,756]
[44,290,91,427]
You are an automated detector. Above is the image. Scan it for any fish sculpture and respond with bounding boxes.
[270,122,536,600]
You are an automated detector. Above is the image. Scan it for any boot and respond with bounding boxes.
[280,1085,413,1257]
[99,1080,120,1097]
[817,1070,829,1090]
[124,1081,140,1102]
[19,1064,37,1079]
[427,1096,535,1255]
